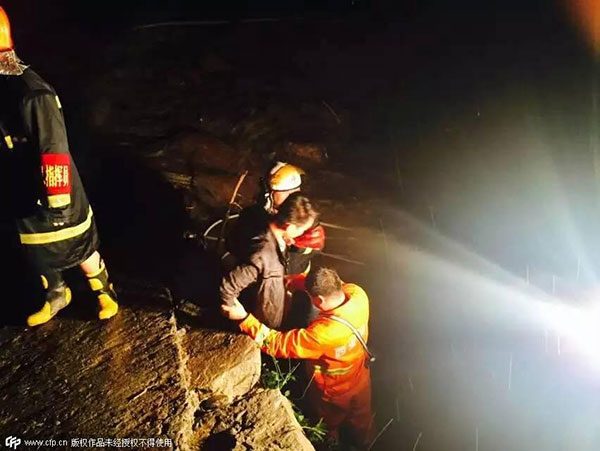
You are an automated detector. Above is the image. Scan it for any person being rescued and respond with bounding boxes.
[220,193,318,329]
[227,161,325,275]
[222,266,375,450]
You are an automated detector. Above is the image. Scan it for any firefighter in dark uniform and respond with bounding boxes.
[228,161,326,274]
[0,7,118,326]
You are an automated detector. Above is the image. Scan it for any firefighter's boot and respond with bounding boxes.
[85,262,118,320]
[27,274,72,327]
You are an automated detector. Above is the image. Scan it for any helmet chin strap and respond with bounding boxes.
[265,191,276,214]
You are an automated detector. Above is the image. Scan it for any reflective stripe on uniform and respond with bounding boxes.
[47,194,71,208]
[3,135,13,150]
[254,323,271,346]
[19,207,93,245]
[313,364,353,376]
[301,261,311,276]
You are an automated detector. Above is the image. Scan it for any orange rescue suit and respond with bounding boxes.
[239,282,374,446]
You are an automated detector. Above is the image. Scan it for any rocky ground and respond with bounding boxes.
[0,282,313,450]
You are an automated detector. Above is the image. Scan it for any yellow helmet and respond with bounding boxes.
[0,7,13,52]
[268,162,304,192]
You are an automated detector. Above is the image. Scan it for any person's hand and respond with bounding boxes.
[221,298,249,321]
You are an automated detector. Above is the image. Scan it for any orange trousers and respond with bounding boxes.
[309,370,374,449]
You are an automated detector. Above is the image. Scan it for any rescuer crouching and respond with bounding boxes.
[222,267,375,449]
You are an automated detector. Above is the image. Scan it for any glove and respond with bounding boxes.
[293,225,325,251]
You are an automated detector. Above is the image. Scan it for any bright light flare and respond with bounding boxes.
[540,299,600,371]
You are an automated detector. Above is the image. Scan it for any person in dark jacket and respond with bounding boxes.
[228,161,325,274]
[220,193,318,329]
[0,7,118,326]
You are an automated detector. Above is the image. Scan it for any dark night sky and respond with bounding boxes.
[1,0,567,70]
[2,0,552,29]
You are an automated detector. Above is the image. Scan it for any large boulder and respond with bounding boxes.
[184,329,261,403]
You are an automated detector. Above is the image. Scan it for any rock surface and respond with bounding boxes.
[196,388,314,451]
[183,328,261,403]
[0,293,189,448]
[284,142,328,169]
[0,287,313,450]
[143,131,261,218]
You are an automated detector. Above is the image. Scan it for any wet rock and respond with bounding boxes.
[191,172,259,210]
[162,171,193,189]
[0,299,194,449]
[164,132,249,175]
[0,282,313,451]
[184,329,260,402]
[143,132,261,216]
[285,142,328,169]
[196,388,314,451]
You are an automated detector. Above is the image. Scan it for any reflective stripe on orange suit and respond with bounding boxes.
[239,282,374,445]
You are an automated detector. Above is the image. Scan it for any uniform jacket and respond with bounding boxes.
[0,68,98,270]
[239,282,371,401]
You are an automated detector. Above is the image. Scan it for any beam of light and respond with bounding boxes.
[369,210,600,448]
[378,207,600,374]
[540,298,600,371]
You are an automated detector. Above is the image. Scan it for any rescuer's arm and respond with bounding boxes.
[219,263,260,307]
[24,93,73,213]
[241,313,324,359]
[222,299,324,359]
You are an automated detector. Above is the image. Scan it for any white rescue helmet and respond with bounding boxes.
[268,162,304,192]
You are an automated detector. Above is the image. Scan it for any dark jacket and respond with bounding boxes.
[227,203,269,262]
[220,226,288,329]
[228,202,314,275]
[0,68,98,271]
